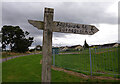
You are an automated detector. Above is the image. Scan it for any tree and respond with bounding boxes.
[2,25,34,53]
[35,45,42,51]
[83,39,89,49]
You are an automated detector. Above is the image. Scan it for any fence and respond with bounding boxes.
[52,47,120,78]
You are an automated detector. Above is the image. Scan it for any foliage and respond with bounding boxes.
[83,40,89,49]
[2,25,34,53]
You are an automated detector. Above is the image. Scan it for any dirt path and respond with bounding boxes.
[0,53,41,63]
[51,66,120,80]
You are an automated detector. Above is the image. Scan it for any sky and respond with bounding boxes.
[1,0,119,48]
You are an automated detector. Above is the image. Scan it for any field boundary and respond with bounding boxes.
[53,47,119,77]
[51,66,120,80]
[40,59,120,80]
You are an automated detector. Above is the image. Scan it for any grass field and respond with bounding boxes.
[55,47,120,78]
[2,54,120,82]
[2,54,83,82]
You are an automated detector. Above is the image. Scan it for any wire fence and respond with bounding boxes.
[52,47,120,78]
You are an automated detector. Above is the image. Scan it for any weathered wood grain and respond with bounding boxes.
[28,20,99,35]
[41,8,54,83]
[53,21,99,35]
[28,20,44,30]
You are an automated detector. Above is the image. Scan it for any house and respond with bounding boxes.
[61,45,82,51]
[35,45,42,51]
[90,43,119,48]
[74,45,82,51]
[62,46,69,51]
[113,43,119,47]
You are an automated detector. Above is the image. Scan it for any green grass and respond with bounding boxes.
[55,47,119,77]
[2,54,83,82]
[2,54,120,82]
[0,61,1,83]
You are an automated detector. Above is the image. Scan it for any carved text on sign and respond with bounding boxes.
[28,20,99,35]
[54,22,98,35]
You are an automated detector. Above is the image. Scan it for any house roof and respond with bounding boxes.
[67,45,82,48]
[90,43,119,47]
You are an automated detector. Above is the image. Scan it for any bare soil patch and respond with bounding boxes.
[52,66,120,80]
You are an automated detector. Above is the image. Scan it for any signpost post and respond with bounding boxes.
[28,7,99,83]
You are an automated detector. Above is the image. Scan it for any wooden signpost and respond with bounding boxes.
[28,7,99,83]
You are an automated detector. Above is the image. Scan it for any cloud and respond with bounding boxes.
[2,2,117,46]
[54,2,117,24]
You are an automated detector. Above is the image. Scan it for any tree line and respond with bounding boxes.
[2,25,34,53]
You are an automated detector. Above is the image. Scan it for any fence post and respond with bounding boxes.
[53,49,55,67]
[89,48,92,76]
[95,48,97,71]
[95,48,96,54]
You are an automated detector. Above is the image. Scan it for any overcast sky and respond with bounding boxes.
[1,0,119,48]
